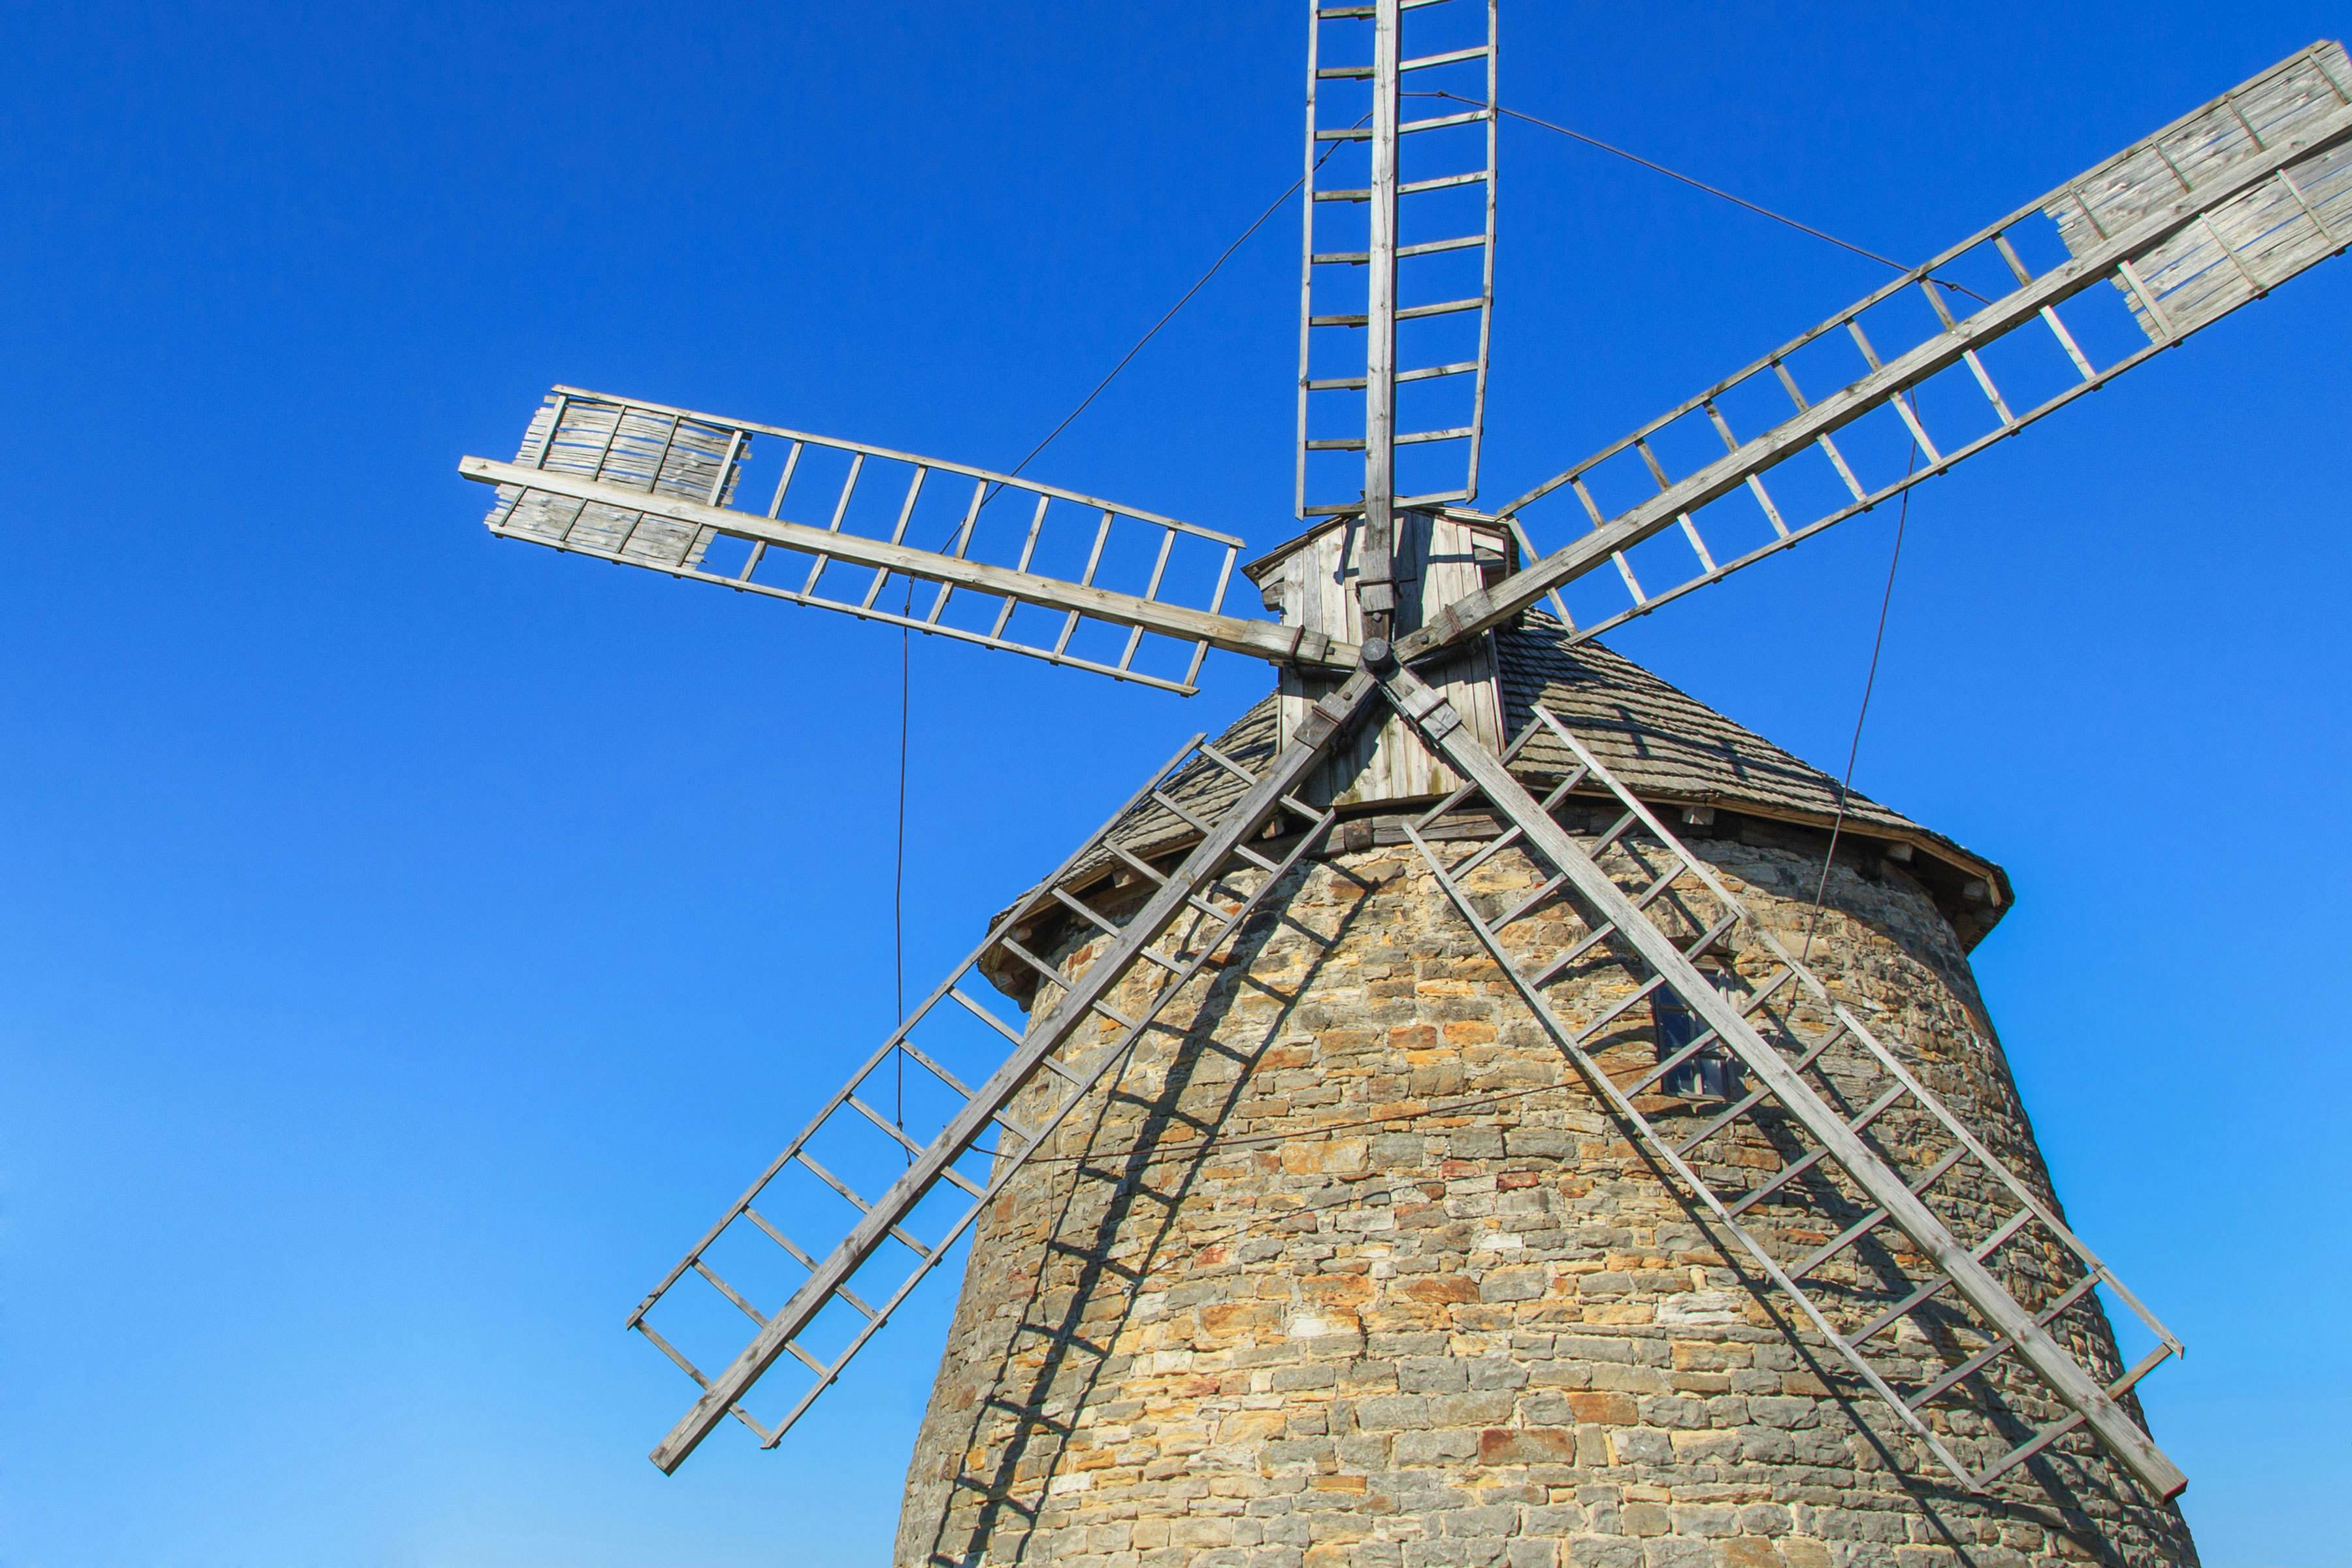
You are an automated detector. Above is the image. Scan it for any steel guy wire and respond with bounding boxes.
[970,118,1365,521]
[1409,90,1991,304]
[1803,441,1920,963]
[887,133,1364,1074]
[896,580,912,1160]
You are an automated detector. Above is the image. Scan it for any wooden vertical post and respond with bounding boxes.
[1358,0,1402,632]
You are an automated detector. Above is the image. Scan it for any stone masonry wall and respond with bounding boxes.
[894,828,2196,1568]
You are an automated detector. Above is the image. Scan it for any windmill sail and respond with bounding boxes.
[462,389,1345,693]
[1403,41,2352,659]
[1297,0,1499,521]
[631,677,1375,1471]
[2055,43,2352,340]
[1375,663,2188,1498]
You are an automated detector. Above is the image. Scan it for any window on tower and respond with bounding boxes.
[1652,972,1744,1102]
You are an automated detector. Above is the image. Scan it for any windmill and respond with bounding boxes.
[461,8,2349,1554]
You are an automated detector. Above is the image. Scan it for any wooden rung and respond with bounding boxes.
[1669,1025,1842,1157]
[1608,932,1773,1083]
[998,935,1075,991]
[845,1093,926,1156]
[1816,433,1868,500]
[794,1152,872,1213]
[2105,1341,2171,1398]
[1490,872,1567,931]
[1853,1207,2034,1347]
[1396,236,1487,260]
[1976,1409,2087,1487]
[1526,919,1618,986]
[1626,862,1689,915]
[1975,1341,2173,1487]
[1786,1145,1965,1282]
[1195,741,1260,786]
[1451,823,1528,881]
[1395,295,1483,319]
[693,1258,770,1326]
[1676,505,1721,569]
[1049,886,1123,939]
[792,1156,934,1260]
[1991,230,2037,285]
[1910,1273,2100,1408]
[634,1319,711,1388]
[1567,969,1671,1045]
[1398,108,1492,135]
[1532,770,1585,809]
[1590,808,1641,856]
[896,1037,976,1100]
[1105,845,1172,894]
[949,986,1029,1046]
[1309,356,1482,388]
[1148,789,1218,840]
[1400,43,1492,71]
[1186,890,1239,924]
[2036,304,2099,382]
[1854,1271,1954,1348]
[1725,1083,1907,1217]
[1997,1333,2168,1484]
[785,1339,828,1375]
[742,1205,819,1271]
[1967,1205,2037,1266]
[1228,842,1282,874]
[640,1320,780,1442]
[1626,1026,1730,1098]
[1420,776,1489,824]
[1887,391,1943,464]
[1401,799,1477,846]
[1680,913,1746,962]
[1960,348,2016,425]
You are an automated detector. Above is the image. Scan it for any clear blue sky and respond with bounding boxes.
[2,4,2344,1564]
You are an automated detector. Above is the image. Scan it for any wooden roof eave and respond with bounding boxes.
[976,776,2012,1004]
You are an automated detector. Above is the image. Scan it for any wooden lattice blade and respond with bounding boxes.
[1297,0,1499,521]
[1373,661,2189,1499]
[462,388,1352,692]
[1401,41,2352,661]
[636,676,1377,1471]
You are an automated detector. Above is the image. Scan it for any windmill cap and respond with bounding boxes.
[979,616,2011,1004]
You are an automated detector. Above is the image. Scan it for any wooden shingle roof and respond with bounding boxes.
[990,617,2009,996]
[1498,622,1931,846]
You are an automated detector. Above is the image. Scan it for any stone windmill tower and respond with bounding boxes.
[459,13,2352,1565]
[894,617,2181,1567]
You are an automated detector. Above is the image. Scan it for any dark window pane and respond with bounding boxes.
[1651,982,1742,1101]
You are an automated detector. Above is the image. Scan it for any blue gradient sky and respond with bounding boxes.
[2,4,2345,1564]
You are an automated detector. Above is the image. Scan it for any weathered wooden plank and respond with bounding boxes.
[645,674,1380,1473]
[1255,512,1506,805]
[463,459,1352,676]
[1407,52,2352,661]
[1377,662,2189,1501]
